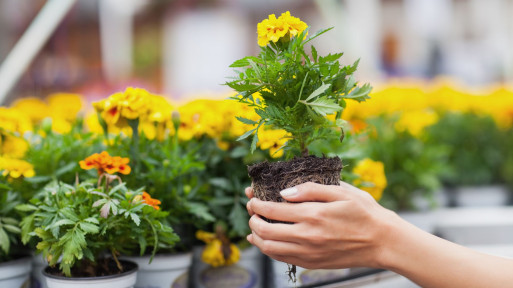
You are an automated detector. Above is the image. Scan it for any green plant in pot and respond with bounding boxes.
[17,151,178,288]
[227,11,372,281]
[0,177,32,288]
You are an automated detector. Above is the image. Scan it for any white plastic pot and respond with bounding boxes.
[122,253,191,288]
[42,260,137,288]
[0,256,31,288]
[31,253,49,288]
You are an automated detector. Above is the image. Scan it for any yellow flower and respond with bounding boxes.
[1,135,28,159]
[0,157,35,178]
[196,230,240,267]
[258,128,290,158]
[47,93,83,122]
[11,97,49,123]
[93,87,152,127]
[394,110,438,137]
[257,11,307,47]
[352,158,387,201]
[0,107,33,134]
[51,117,72,134]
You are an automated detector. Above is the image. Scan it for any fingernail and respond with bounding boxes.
[280,187,298,198]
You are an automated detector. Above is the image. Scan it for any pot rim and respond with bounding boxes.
[42,259,138,281]
[0,255,32,267]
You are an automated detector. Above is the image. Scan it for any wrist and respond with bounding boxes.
[373,208,411,270]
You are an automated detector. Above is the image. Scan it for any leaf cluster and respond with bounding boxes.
[17,179,179,277]
[0,182,23,262]
[227,28,372,156]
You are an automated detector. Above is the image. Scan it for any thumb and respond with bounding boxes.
[280,182,349,203]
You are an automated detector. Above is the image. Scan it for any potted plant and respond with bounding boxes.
[226,11,372,283]
[0,182,31,288]
[17,151,179,288]
[92,88,210,288]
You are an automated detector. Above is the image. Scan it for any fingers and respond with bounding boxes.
[248,214,299,242]
[280,182,350,203]
[247,229,303,256]
[245,186,254,199]
[248,198,310,223]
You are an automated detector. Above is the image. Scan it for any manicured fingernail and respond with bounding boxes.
[280,187,298,197]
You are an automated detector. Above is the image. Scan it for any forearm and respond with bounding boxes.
[380,213,513,288]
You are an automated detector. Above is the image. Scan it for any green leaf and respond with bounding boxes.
[185,202,215,222]
[209,178,232,190]
[83,217,99,224]
[235,116,257,125]
[229,146,249,158]
[3,224,21,234]
[250,130,259,153]
[55,163,76,177]
[236,128,255,141]
[301,97,342,116]
[129,213,141,226]
[24,176,51,184]
[345,83,372,102]
[304,27,334,45]
[305,83,331,102]
[0,183,10,191]
[48,219,75,230]
[15,204,37,212]
[229,203,249,237]
[79,222,99,234]
[311,45,318,63]
[0,227,9,254]
[319,52,343,63]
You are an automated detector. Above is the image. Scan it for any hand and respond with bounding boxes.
[245,181,399,269]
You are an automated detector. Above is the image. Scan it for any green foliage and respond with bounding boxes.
[18,119,104,201]
[17,179,179,277]
[365,116,448,211]
[0,184,23,262]
[425,113,504,187]
[227,28,372,157]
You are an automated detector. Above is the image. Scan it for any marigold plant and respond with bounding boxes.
[228,11,372,157]
[79,151,131,175]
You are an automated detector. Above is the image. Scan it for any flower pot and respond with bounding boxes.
[191,245,265,288]
[271,259,349,287]
[248,156,342,205]
[31,253,49,288]
[0,256,31,288]
[42,260,137,288]
[122,253,191,288]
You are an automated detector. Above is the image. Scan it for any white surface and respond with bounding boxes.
[122,253,191,288]
[0,257,31,288]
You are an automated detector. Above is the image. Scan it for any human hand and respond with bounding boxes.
[245,181,400,269]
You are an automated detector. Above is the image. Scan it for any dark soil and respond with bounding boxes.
[248,155,342,204]
[44,258,137,278]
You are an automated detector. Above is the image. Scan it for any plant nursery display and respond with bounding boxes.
[17,151,178,287]
[227,11,373,283]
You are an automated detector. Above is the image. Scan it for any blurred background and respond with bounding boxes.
[2,0,513,104]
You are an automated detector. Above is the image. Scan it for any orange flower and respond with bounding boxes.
[79,151,131,175]
[134,192,161,210]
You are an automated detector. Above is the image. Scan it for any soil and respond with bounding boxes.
[44,258,137,278]
[248,155,342,205]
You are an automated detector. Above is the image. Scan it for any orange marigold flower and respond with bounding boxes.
[79,151,131,175]
[134,192,161,210]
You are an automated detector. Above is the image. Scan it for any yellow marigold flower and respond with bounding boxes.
[353,158,387,201]
[257,11,307,47]
[93,87,152,127]
[51,117,72,134]
[12,97,49,123]
[394,110,438,137]
[47,93,83,122]
[1,135,28,159]
[196,230,241,267]
[258,128,290,158]
[0,157,35,178]
[0,107,33,134]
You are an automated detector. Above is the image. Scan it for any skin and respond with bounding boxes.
[245,182,513,288]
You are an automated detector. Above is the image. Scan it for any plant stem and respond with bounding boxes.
[110,248,123,272]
